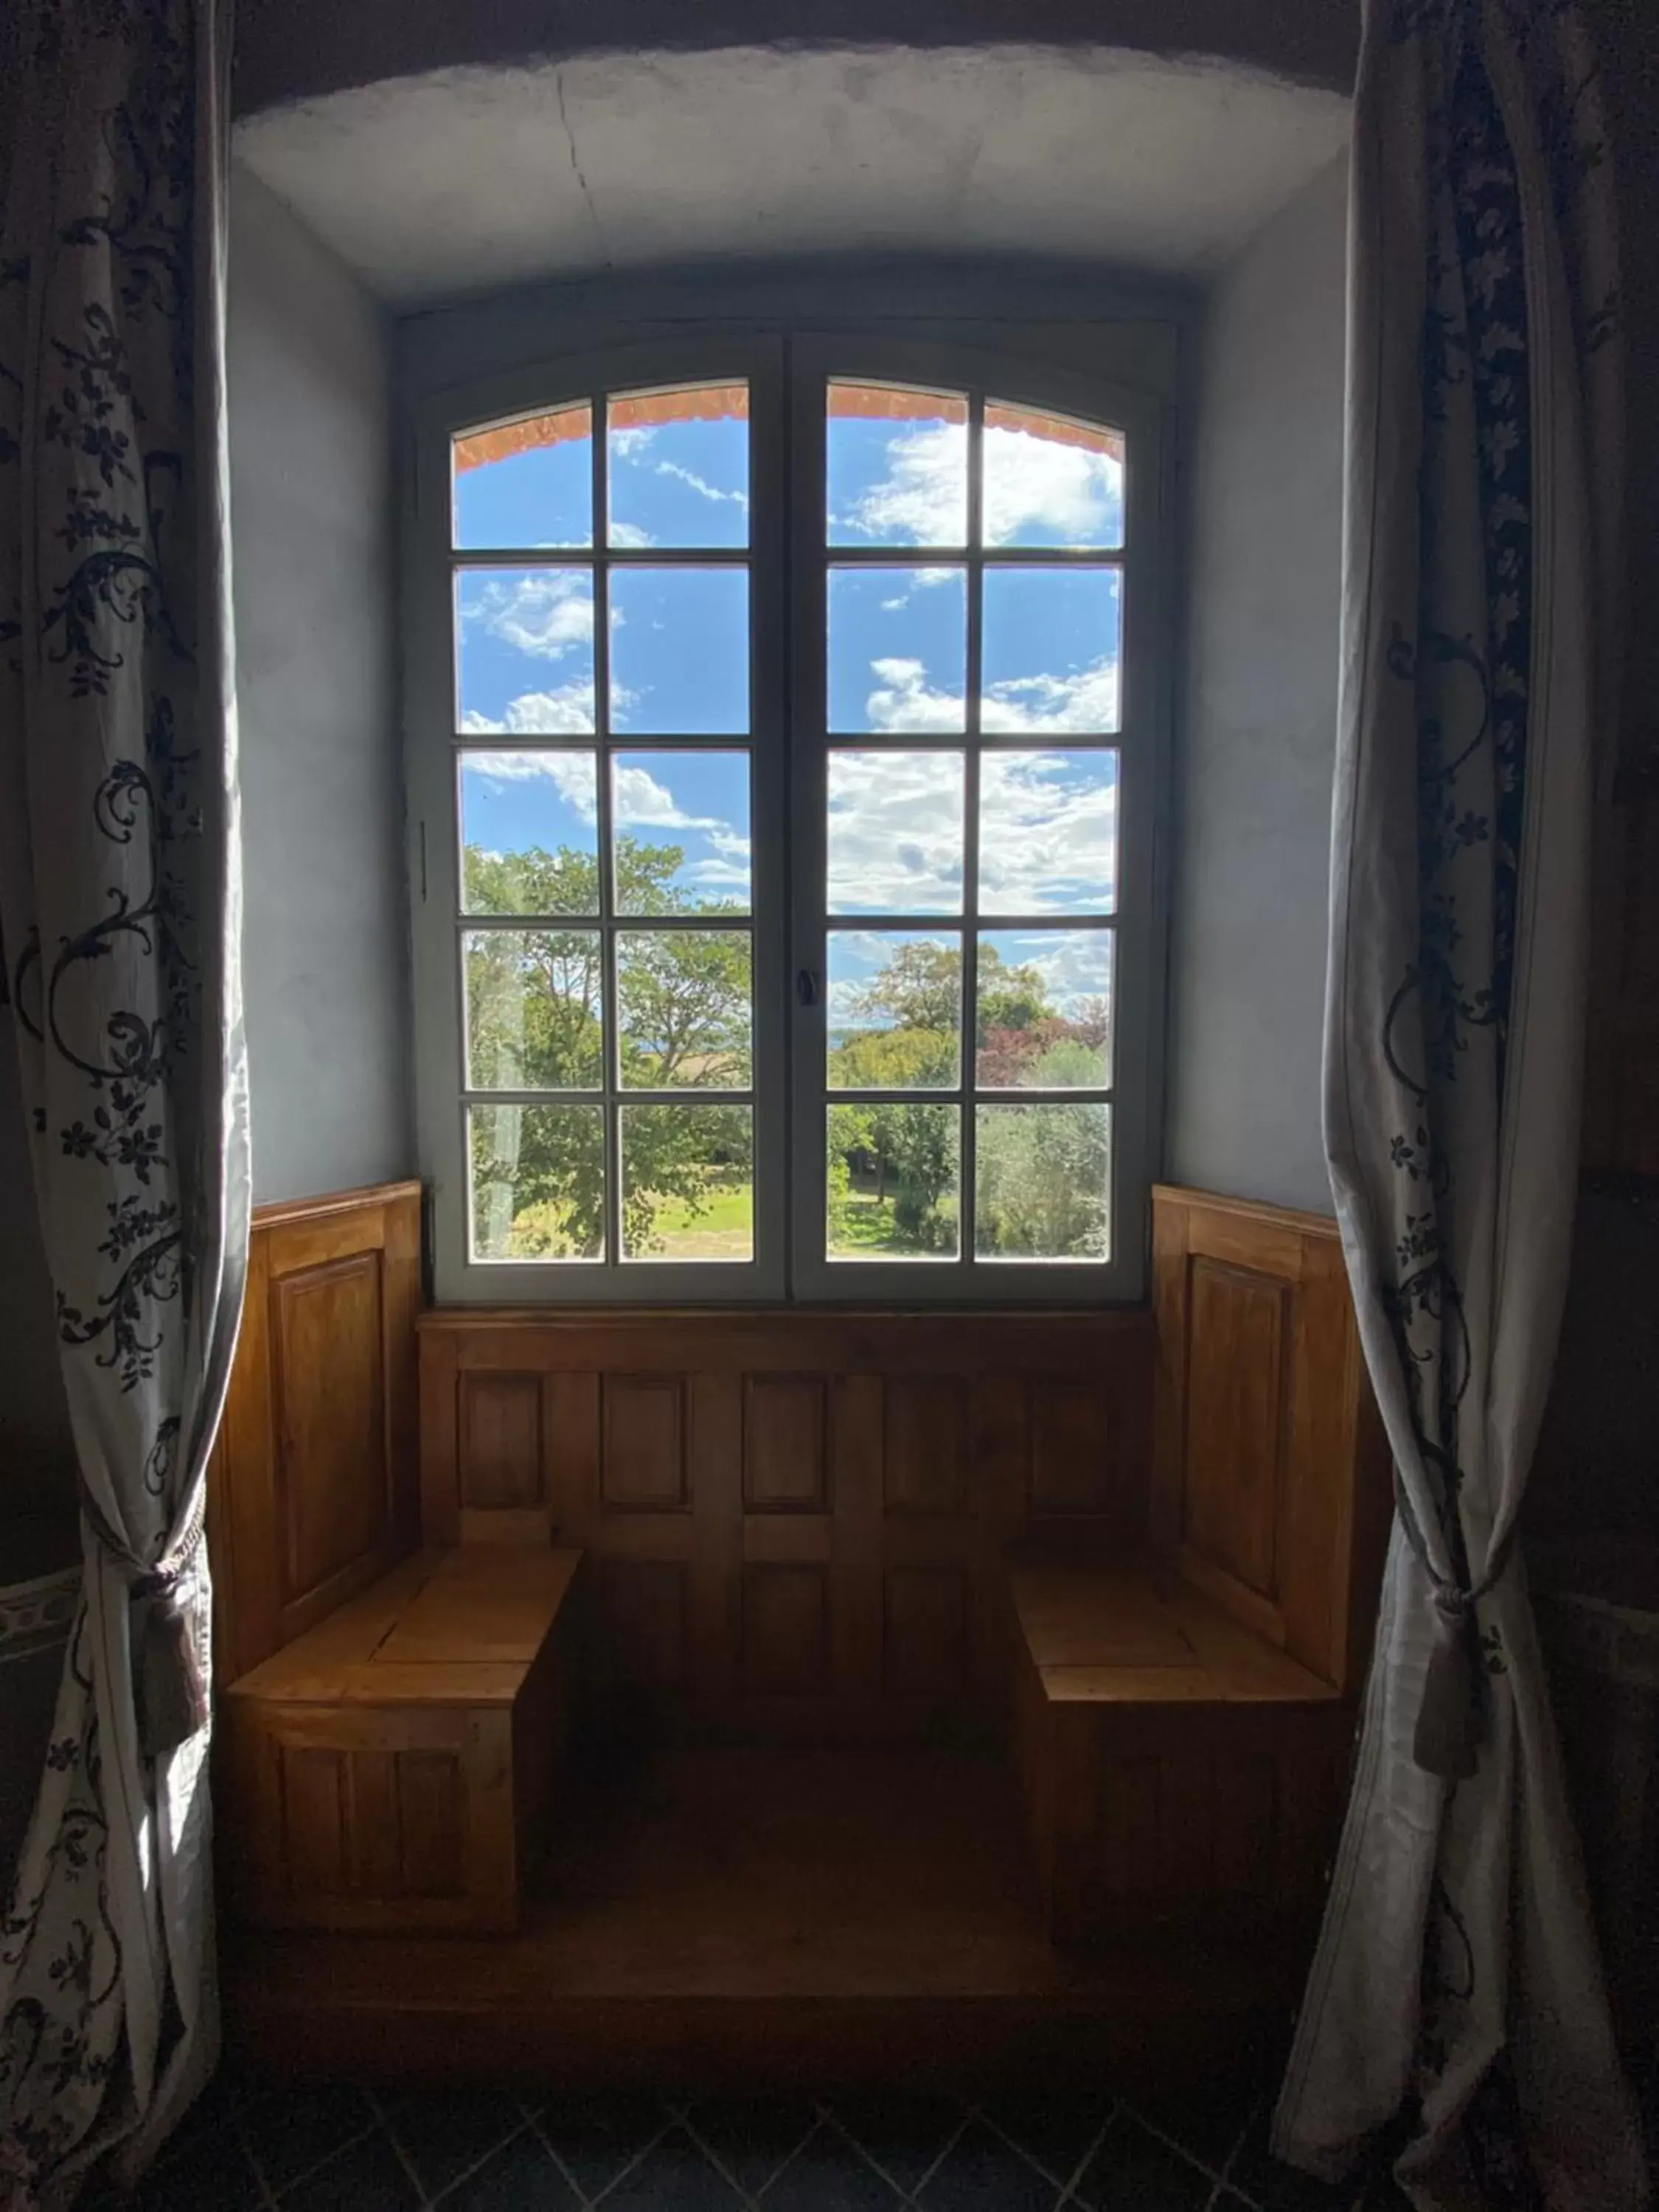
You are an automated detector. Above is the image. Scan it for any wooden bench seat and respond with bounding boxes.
[1008,1551,1354,1943]
[222,1545,582,1935]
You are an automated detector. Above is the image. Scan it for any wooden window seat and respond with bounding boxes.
[1008,1551,1352,1944]
[209,1182,1387,2084]
[222,1543,583,1934]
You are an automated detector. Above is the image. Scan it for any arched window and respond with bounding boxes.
[408,336,1164,1301]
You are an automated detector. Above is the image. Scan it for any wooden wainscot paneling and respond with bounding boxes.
[743,1375,828,1512]
[883,1377,968,1516]
[742,1565,830,1696]
[1030,1377,1119,1517]
[418,1308,1154,1736]
[211,1183,422,1683]
[459,1371,543,1509]
[601,1375,687,1510]
[1151,1184,1391,1694]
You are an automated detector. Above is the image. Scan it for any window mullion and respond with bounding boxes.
[592,394,622,1267]
[960,393,984,1268]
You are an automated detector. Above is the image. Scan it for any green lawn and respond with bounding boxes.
[828,1186,956,1259]
[639,1172,753,1259]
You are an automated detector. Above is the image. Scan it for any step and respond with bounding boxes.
[221,1545,582,1935]
[223,1744,1304,2092]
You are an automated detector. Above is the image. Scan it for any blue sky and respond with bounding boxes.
[454,386,1119,996]
[460,749,751,913]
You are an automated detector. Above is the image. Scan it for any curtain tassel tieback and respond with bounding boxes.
[133,1565,210,1760]
[1413,1547,1511,1783]
[98,1513,210,1761]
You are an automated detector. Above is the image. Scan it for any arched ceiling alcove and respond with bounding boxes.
[233,15,1354,312]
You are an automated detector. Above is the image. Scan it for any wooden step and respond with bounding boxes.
[223,1745,1305,2093]
[221,1546,582,1935]
[1007,1552,1354,1944]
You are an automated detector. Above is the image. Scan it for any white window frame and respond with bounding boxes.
[406,327,1169,1306]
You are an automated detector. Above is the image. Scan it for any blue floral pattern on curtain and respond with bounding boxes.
[0,1,247,2203]
[1273,1,1644,2205]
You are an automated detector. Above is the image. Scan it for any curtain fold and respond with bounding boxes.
[1273,2,1644,2207]
[0,1,247,2204]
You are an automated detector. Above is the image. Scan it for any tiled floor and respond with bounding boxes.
[123,2070,1413,2211]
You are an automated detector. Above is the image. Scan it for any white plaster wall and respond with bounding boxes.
[229,164,414,1205]
[1166,153,1349,1214]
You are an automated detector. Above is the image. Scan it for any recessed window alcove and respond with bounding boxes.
[207,30,1368,2090]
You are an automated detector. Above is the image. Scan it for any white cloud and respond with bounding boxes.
[879,566,960,614]
[822,744,1113,918]
[978,752,1117,914]
[460,681,597,736]
[827,973,870,1029]
[462,571,594,661]
[682,855,752,893]
[863,658,966,736]
[827,751,965,914]
[610,426,657,459]
[995,928,1114,1017]
[653,459,749,510]
[613,762,725,832]
[859,650,1116,742]
[841,422,1122,549]
[462,747,599,820]
[983,425,1121,546]
[981,656,1119,735]
[842,423,968,545]
[608,519,655,549]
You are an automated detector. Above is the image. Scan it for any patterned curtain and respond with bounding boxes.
[0,1,246,2204]
[1273,2,1646,2207]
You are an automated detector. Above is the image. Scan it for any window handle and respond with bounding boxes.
[796,968,820,1008]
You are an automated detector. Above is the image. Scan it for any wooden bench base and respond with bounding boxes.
[224,1744,1307,2093]
[1008,1554,1353,1944]
[222,1546,582,1935]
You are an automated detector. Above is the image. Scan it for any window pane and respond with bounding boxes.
[827,382,968,548]
[827,567,965,734]
[616,929,752,1088]
[456,568,595,734]
[827,1103,959,1260]
[464,929,603,1091]
[620,1104,754,1262]
[469,1103,605,1262]
[613,751,751,916]
[975,930,1113,1089]
[982,402,1124,549]
[975,1102,1110,1260]
[459,750,599,915]
[827,931,960,1090]
[981,567,1121,735]
[608,383,748,550]
[827,750,964,917]
[977,749,1118,917]
[610,567,748,734]
[453,406,592,550]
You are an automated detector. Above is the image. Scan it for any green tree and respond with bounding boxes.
[975,1100,1110,1258]
[975,949,1051,1039]
[617,928,751,1088]
[849,937,961,1034]
[466,838,751,1259]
